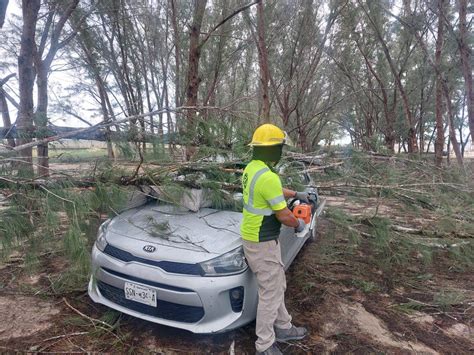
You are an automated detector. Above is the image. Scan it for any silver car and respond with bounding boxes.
[88,166,324,333]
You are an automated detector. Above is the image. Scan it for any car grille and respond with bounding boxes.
[97,281,205,323]
[101,267,193,293]
[104,244,203,275]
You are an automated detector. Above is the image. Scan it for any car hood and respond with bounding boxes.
[104,204,243,263]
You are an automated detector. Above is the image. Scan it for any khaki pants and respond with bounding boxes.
[243,239,292,352]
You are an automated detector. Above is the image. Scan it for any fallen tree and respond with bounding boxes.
[0,125,174,142]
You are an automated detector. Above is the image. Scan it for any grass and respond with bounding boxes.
[47,148,108,163]
[47,145,176,164]
[394,290,467,314]
[352,279,379,293]
[61,308,131,352]
[433,290,467,311]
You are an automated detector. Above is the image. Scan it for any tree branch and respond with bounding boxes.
[0,87,19,109]
[0,73,15,87]
[44,0,79,66]
[199,0,260,48]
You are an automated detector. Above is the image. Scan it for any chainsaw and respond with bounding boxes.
[288,192,318,238]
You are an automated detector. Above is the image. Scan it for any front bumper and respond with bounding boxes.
[88,244,258,333]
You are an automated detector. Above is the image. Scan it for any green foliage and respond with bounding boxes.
[326,207,353,226]
[321,151,474,295]
[64,225,90,274]
[0,205,34,259]
[302,281,317,294]
[91,182,128,215]
[278,159,308,191]
[207,189,242,211]
[0,177,136,292]
[433,290,466,311]
[445,242,474,271]
[352,279,378,293]
[147,219,173,240]
[395,290,466,314]
[393,300,426,314]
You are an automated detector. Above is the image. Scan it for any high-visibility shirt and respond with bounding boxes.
[240,160,287,242]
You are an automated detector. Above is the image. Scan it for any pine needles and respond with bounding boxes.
[317,150,474,300]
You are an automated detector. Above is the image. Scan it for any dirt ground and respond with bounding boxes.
[0,195,473,354]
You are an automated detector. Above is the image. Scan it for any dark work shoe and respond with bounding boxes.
[275,325,308,342]
[256,343,283,355]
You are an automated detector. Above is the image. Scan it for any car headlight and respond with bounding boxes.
[199,246,248,276]
[95,219,111,251]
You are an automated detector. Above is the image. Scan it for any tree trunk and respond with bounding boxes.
[442,79,464,167]
[17,0,40,176]
[0,88,15,147]
[458,0,473,144]
[36,63,49,176]
[0,0,8,28]
[203,1,228,108]
[97,80,115,160]
[434,0,445,168]
[0,74,16,147]
[419,68,425,153]
[184,0,207,160]
[256,0,270,123]
[35,0,79,176]
[459,94,469,156]
[170,0,181,108]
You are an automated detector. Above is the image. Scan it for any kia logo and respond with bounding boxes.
[143,245,156,253]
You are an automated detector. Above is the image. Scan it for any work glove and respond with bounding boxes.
[295,191,309,203]
[295,218,306,233]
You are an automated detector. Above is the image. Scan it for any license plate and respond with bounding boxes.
[124,282,157,307]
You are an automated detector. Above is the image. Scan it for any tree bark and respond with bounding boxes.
[419,71,425,153]
[0,89,15,147]
[434,0,445,167]
[36,63,50,176]
[442,78,464,167]
[458,0,473,144]
[184,0,208,160]
[35,0,79,176]
[0,0,8,28]
[0,73,15,147]
[170,0,181,108]
[17,0,40,176]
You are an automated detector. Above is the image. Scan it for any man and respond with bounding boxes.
[241,123,309,355]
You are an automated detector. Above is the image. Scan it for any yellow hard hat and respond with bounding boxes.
[249,124,287,146]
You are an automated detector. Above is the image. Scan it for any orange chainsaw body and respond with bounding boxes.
[292,204,312,224]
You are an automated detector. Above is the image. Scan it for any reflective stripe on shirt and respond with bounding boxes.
[243,167,274,216]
